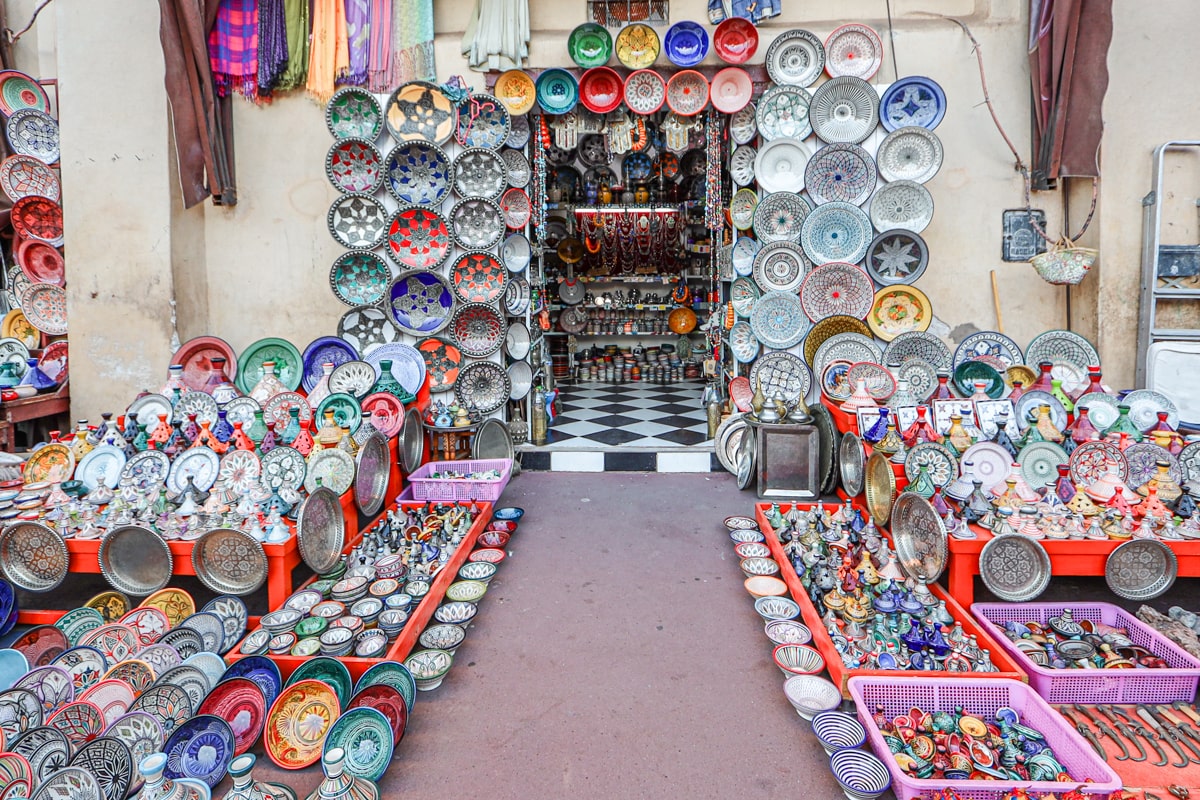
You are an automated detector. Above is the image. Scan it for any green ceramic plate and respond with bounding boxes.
[54,607,104,646]
[316,392,363,434]
[568,23,613,68]
[284,656,353,710]
[322,707,393,782]
[353,661,416,713]
[953,359,1004,399]
[236,337,303,395]
[294,616,328,639]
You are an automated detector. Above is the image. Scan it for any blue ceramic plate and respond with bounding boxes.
[494,507,524,521]
[880,76,947,132]
[535,68,578,115]
[322,707,394,782]
[664,20,709,67]
[0,649,27,692]
[387,270,456,336]
[219,655,281,708]
[301,337,358,393]
[163,714,236,788]
[383,141,450,207]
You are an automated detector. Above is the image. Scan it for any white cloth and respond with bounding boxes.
[461,0,530,71]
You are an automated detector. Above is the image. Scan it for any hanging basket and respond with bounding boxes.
[1029,237,1098,286]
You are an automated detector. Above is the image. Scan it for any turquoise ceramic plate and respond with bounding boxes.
[952,359,1004,399]
[315,392,363,434]
[353,662,416,713]
[235,338,303,395]
[285,657,353,711]
[322,706,393,782]
[535,68,578,115]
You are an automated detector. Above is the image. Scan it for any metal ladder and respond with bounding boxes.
[1136,140,1200,385]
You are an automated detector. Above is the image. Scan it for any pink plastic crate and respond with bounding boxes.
[847,677,1121,800]
[407,459,512,502]
[971,602,1200,704]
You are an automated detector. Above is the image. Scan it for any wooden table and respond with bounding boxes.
[0,381,70,452]
[423,421,479,461]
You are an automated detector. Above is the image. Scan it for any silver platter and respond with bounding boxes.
[354,432,390,518]
[1105,539,1177,601]
[890,493,947,582]
[839,432,865,498]
[714,413,749,475]
[748,350,811,402]
[98,525,173,597]
[296,487,346,575]
[191,528,268,596]
[472,418,515,461]
[400,407,425,475]
[979,534,1051,602]
[0,522,67,592]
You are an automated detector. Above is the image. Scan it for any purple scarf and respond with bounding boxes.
[340,0,369,85]
[257,0,289,96]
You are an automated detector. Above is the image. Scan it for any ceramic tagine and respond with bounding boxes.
[134,753,211,800]
[304,748,378,800]
[221,755,297,800]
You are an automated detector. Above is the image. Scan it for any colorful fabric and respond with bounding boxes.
[306,0,349,103]
[342,0,370,85]
[276,0,309,91]
[392,0,436,84]
[208,0,260,99]
[257,0,289,95]
[366,0,392,93]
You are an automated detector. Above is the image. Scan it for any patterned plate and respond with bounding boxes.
[1179,441,1200,484]
[0,523,66,592]
[5,108,58,164]
[731,237,759,277]
[452,147,507,199]
[896,358,937,401]
[730,187,758,230]
[749,350,812,401]
[363,343,426,396]
[801,201,873,264]
[865,229,929,285]
[752,241,810,293]
[729,145,756,187]
[1014,389,1068,430]
[71,734,133,799]
[453,361,510,415]
[0,154,58,201]
[76,445,126,491]
[162,714,235,788]
[347,685,408,744]
[19,282,67,335]
[809,76,879,144]
[730,102,757,145]
[324,138,382,195]
[1106,540,1177,601]
[384,206,450,271]
[803,315,873,364]
[845,361,896,400]
[191,529,267,597]
[416,337,463,393]
[883,330,951,370]
[805,143,877,206]
[750,291,810,350]
[450,198,504,250]
[1072,391,1120,430]
[623,69,666,115]
[260,445,307,493]
[867,285,933,342]
[326,194,388,250]
[339,306,400,353]
[765,29,825,87]
[615,23,660,70]
[504,275,530,316]
[1124,442,1179,489]
[501,149,530,188]
[143,588,196,629]
[870,179,934,233]
[880,76,947,131]
[11,195,63,246]
[813,332,882,377]
[756,85,812,141]
[264,679,340,769]
[904,441,959,489]
[1122,388,1179,432]
[980,535,1051,602]
[449,251,507,306]
[729,276,760,318]
[824,23,883,79]
[753,190,812,243]
[1017,441,1069,491]
[953,331,1024,369]
[16,627,67,669]
[494,70,536,115]
[129,682,193,736]
[877,126,943,184]
[800,262,874,321]
[301,336,358,393]
[449,303,506,358]
[171,335,237,391]
[891,493,948,581]
[196,678,265,756]
[456,94,511,150]
[0,70,48,116]
[384,81,456,145]
[105,712,163,792]
[323,707,393,783]
[387,270,455,336]
[165,447,220,493]
[1025,329,1100,374]
[235,337,303,394]
[728,321,759,363]
[329,361,376,399]
[383,141,450,206]
[304,447,356,495]
[325,86,383,141]
[328,252,391,307]
[500,188,531,229]
[24,442,74,484]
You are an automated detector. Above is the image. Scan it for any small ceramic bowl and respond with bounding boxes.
[744,575,788,598]
[764,619,812,647]
[419,623,466,653]
[753,595,800,623]
[830,748,891,800]
[489,520,517,533]
[494,506,524,521]
[773,643,824,678]
[812,710,867,756]
[444,580,487,604]
[734,542,772,559]
[469,548,506,565]
[739,556,781,578]
[729,529,765,544]
[404,648,453,691]
[0,649,28,691]
[434,601,478,627]
[783,674,841,720]
[457,561,498,583]
[477,531,510,549]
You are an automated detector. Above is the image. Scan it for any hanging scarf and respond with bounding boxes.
[257,0,289,96]
[366,0,392,93]
[276,0,309,91]
[392,0,436,84]
[306,0,348,104]
[208,0,260,100]
[341,0,370,86]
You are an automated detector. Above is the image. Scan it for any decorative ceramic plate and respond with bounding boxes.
[952,359,1004,399]
[730,102,757,145]
[325,86,383,141]
[765,29,825,87]
[623,69,666,115]
[904,441,958,489]
[24,442,74,484]
[259,445,307,493]
[665,70,709,116]
[803,315,871,364]
[713,16,758,65]
[37,339,66,383]
[162,714,235,788]
[500,187,531,229]
[449,302,506,358]
[449,198,504,250]
[809,76,879,144]
[301,336,358,393]
[568,22,612,68]
[867,285,933,342]
[1124,441,1179,489]
[165,447,220,494]
[750,291,810,350]
[800,262,875,321]
[845,362,896,400]
[0,523,66,592]
[756,85,812,141]
[191,529,267,597]
[752,241,809,293]
[808,143,880,207]
[339,306,399,354]
[1014,389,1068,430]
[877,126,943,184]
[880,76,947,131]
[387,270,455,336]
[895,358,937,401]
[752,190,811,243]
[33,765,102,800]
[958,441,1013,494]
[455,93,510,150]
[384,81,456,145]
[1016,440,1069,492]
[501,234,532,275]
[0,154,58,201]
[143,588,196,629]
[710,67,752,114]
[328,252,391,307]
[195,678,264,757]
[364,342,426,396]
[504,274,530,316]
[726,321,757,364]
[729,276,760,318]
[813,332,883,377]
[17,241,63,291]
[953,331,1024,369]
[448,251,506,306]
[2,308,38,350]
[663,20,708,67]
[0,70,49,116]
[452,147,507,199]
[1179,442,1200,484]
[16,626,67,669]
[801,201,873,264]
[11,196,63,246]
[384,207,450,272]
[883,330,951,370]
[6,108,57,164]
[328,361,374,400]
[500,149,530,189]
[579,66,624,115]
[729,187,758,230]
[615,23,660,69]
[171,335,237,391]
[1106,540,1176,601]
[534,68,578,114]
[321,706,393,783]
[494,70,536,116]
[1023,330,1099,377]
[104,712,162,791]
[1071,391,1118,431]
[749,350,812,401]
[304,448,355,495]
[454,361,511,415]
[0,336,29,381]
[870,179,934,233]
[265,679,340,769]
[18,282,66,335]
[416,337,463,394]
[824,23,883,79]
[865,229,928,286]
[731,237,760,278]
[235,337,303,394]
[980,535,1051,602]
[324,138,382,195]
[729,145,756,187]
[76,445,126,491]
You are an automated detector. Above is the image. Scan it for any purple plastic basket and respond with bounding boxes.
[407,458,512,502]
[847,676,1121,800]
[971,602,1200,704]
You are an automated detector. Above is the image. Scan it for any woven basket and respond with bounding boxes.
[1030,238,1098,285]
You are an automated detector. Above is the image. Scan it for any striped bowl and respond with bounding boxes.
[812,710,867,755]
[829,748,891,800]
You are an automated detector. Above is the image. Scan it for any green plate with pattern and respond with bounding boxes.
[353,661,416,713]
[444,580,487,603]
[329,252,391,307]
[322,706,393,782]
[53,607,104,646]
[315,392,363,435]
[952,359,1005,399]
[568,23,613,68]
[235,338,303,395]
[294,616,328,639]
[284,656,353,710]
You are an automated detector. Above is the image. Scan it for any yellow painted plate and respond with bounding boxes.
[85,590,132,623]
[143,588,195,628]
[865,451,896,526]
[2,309,38,349]
[23,442,74,483]
[615,23,660,70]
[493,70,536,116]
[866,285,932,342]
[1005,363,1037,389]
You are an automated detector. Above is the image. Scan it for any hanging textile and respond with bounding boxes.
[307,0,349,103]
[275,0,309,91]
[257,0,288,96]
[366,0,392,92]
[392,0,436,84]
[342,0,370,86]
[461,0,529,72]
[707,0,781,24]
[208,0,260,99]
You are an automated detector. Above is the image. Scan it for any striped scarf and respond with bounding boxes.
[208,0,259,99]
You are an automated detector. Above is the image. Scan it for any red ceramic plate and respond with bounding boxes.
[11,624,68,667]
[171,335,238,391]
[710,67,753,114]
[37,339,67,383]
[729,375,753,412]
[500,188,530,230]
[360,392,405,437]
[578,66,624,115]
[415,337,463,393]
[46,700,105,750]
[714,17,759,64]
[347,684,408,744]
[16,239,63,286]
[197,677,266,756]
[10,195,62,246]
[666,70,709,116]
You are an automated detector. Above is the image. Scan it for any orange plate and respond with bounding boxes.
[264,678,341,769]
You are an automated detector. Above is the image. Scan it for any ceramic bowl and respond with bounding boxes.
[444,580,487,604]
[404,648,453,691]
[783,674,842,720]
[740,556,780,578]
[477,531,510,549]
[457,561,498,583]
[489,520,517,533]
[0,649,28,691]
[433,601,478,627]
[744,575,788,598]
[419,623,466,653]
[734,542,772,559]
[753,595,800,623]
[812,710,867,756]
[728,529,765,544]
[773,643,825,678]
[830,748,891,800]
[494,506,524,521]
[764,619,812,647]
[469,547,507,565]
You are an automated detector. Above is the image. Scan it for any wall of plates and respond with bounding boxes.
[324,82,537,427]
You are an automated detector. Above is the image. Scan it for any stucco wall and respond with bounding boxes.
[37,0,1180,418]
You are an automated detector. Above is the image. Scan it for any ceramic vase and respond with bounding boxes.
[202,356,241,404]
[306,363,334,410]
[304,748,378,800]
[249,361,287,405]
[221,754,297,800]
[159,365,187,396]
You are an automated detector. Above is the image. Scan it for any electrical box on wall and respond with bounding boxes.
[1001,209,1048,262]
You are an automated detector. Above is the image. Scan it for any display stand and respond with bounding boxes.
[0,380,70,452]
